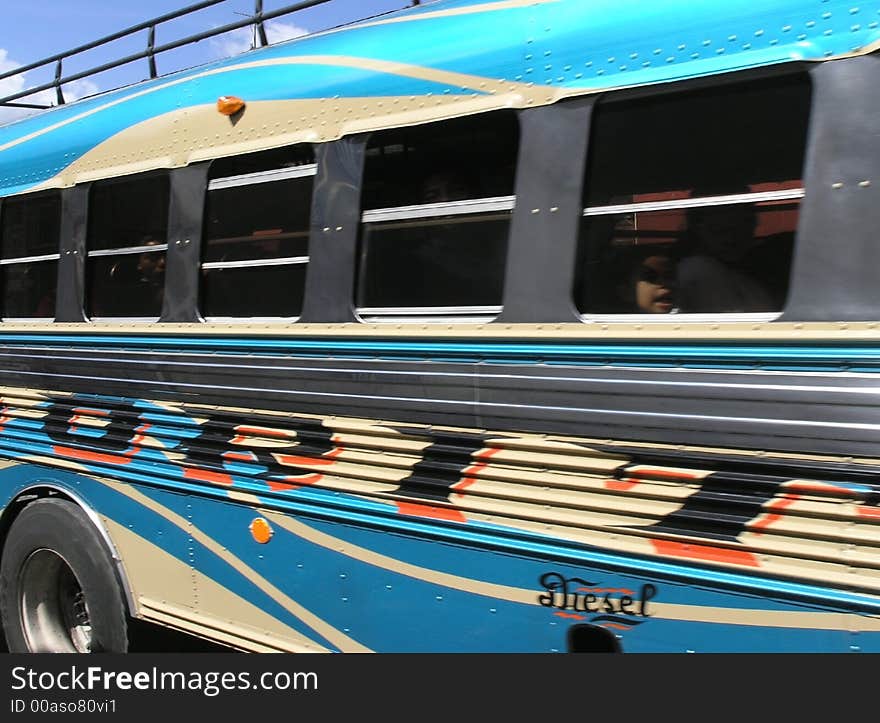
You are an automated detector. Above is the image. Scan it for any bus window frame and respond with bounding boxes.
[199,155,317,323]
[0,190,62,322]
[354,112,521,323]
[85,171,171,323]
[574,68,812,324]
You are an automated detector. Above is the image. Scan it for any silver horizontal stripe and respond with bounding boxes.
[358,315,499,324]
[357,305,502,316]
[88,244,168,258]
[357,305,501,323]
[201,255,309,270]
[362,195,515,223]
[202,315,300,323]
[0,253,60,265]
[8,365,880,435]
[208,164,317,190]
[3,347,880,395]
[583,189,805,217]
[583,312,780,323]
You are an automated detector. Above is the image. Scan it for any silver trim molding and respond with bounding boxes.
[583,189,805,217]
[208,164,318,191]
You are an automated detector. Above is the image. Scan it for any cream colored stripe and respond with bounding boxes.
[106,480,372,652]
[821,36,880,60]
[349,0,559,30]
[264,510,877,631]
[652,601,877,631]
[0,54,545,156]
[6,320,880,341]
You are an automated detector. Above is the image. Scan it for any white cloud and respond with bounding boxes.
[209,20,308,59]
[0,48,100,125]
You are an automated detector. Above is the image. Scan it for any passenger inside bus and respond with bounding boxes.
[676,200,776,313]
[630,251,677,314]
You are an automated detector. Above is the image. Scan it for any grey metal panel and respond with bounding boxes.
[163,163,210,323]
[55,185,90,323]
[498,99,593,323]
[298,137,366,323]
[782,55,880,321]
[3,343,880,457]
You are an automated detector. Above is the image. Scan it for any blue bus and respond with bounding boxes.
[0,0,878,652]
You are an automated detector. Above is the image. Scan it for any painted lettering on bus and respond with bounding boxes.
[538,572,657,618]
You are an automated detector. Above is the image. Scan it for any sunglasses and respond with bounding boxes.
[637,265,675,285]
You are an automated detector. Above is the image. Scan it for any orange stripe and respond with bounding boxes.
[129,423,152,448]
[72,408,109,417]
[751,495,799,533]
[552,611,586,621]
[267,474,323,491]
[605,477,639,492]
[454,447,503,491]
[651,539,760,567]
[785,481,854,496]
[397,501,466,522]
[274,447,345,467]
[183,468,234,486]
[235,425,296,439]
[223,451,259,462]
[857,506,880,519]
[53,445,134,466]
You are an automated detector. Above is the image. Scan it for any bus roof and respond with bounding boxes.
[1,0,878,199]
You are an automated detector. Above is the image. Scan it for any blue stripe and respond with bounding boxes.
[2,333,880,368]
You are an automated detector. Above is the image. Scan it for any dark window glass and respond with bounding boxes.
[201,145,315,319]
[209,144,314,179]
[88,175,169,251]
[202,264,306,318]
[0,192,61,318]
[1,193,61,258]
[86,174,169,318]
[575,74,810,316]
[357,112,519,310]
[359,213,509,308]
[1,261,58,318]
[88,252,165,318]
[203,180,312,263]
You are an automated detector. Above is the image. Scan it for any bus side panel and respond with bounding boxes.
[2,461,876,653]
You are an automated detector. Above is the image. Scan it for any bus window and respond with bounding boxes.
[86,174,170,319]
[201,144,314,319]
[0,192,61,319]
[357,111,519,321]
[575,73,811,318]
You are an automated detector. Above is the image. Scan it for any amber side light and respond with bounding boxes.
[249,517,273,544]
[217,95,246,116]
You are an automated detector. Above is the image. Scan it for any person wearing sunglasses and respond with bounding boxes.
[632,253,677,314]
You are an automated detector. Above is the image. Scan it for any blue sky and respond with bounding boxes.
[0,0,411,121]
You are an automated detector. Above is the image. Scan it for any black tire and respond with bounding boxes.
[0,498,128,652]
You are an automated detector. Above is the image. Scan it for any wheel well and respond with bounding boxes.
[0,487,134,619]
[0,488,75,556]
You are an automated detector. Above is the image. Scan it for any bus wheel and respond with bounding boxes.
[0,498,128,653]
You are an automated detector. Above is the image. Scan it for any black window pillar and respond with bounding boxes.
[299,136,366,323]
[782,54,880,321]
[497,98,594,323]
[162,162,210,322]
[56,184,90,322]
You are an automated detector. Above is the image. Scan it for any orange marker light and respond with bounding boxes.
[249,517,273,544]
[217,95,246,116]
